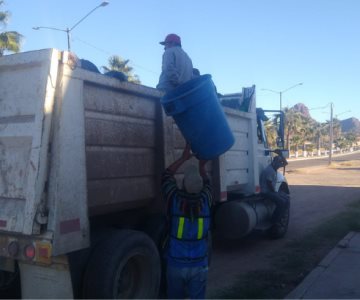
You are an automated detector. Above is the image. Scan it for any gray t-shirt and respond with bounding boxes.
[157,46,193,93]
[260,165,277,193]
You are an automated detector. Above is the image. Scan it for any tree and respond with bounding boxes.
[283,107,307,155]
[302,118,318,156]
[0,1,23,56]
[264,118,278,148]
[344,132,357,148]
[313,122,328,155]
[102,55,141,84]
[336,132,357,152]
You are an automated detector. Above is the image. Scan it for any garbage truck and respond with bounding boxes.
[0,49,290,298]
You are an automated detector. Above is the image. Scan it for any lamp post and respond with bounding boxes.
[33,1,109,52]
[261,82,303,111]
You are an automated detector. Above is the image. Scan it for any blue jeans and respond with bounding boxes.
[166,265,208,299]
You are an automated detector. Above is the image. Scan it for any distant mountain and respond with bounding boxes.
[340,117,360,134]
[290,104,359,134]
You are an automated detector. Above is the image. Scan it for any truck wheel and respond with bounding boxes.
[83,229,161,299]
[267,191,290,239]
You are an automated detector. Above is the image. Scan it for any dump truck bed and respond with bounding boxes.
[0,49,259,255]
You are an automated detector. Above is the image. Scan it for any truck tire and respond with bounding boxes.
[83,229,161,299]
[267,191,290,239]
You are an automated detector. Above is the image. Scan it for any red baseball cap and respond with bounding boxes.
[159,34,181,46]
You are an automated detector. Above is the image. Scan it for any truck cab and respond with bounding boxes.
[216,88,290,239]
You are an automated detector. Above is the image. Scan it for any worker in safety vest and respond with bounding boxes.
[161,143,212,299]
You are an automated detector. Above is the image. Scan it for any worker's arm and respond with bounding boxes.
[161,144,192,202]
[167,143,192,174]
[162,49,179,86]
[266,180,275,192]
[266,169,278,192]
[199,159,213,206]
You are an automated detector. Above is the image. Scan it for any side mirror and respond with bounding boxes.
[280,150,289,158]
[276,137,284,148]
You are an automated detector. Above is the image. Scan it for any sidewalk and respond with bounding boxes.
[286,231,360,299]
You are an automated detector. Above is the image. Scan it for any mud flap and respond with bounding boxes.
[19,255,73,299]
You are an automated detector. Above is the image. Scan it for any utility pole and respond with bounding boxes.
[329,102,334,165]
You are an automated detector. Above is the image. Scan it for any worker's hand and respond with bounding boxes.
[181,143,193,161]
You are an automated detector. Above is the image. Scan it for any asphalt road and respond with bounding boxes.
[287,151,360,171]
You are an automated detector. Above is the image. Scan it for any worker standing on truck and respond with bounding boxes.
[260,156,289,223]
[161,143,212,299]
[156,34,194,93]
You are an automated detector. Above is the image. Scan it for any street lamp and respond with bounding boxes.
[33,1,109,52]
[261,82,303,111]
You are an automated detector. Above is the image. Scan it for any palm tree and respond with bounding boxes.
[332,118,342,142]
[313,122,327,156]
[283,107,306,155]
[321,118,342,154]
[102,55,141,84]
[344,132,357,150]
[302,118,318,156]
[0,1,23,56]
[264,118,277,148]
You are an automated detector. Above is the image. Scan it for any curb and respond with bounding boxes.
[285,231,359,299]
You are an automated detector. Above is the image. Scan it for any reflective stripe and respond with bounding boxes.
[197,218,204,239]
[177,217,185,239]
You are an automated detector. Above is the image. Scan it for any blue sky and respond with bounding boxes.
[4,0,360,123]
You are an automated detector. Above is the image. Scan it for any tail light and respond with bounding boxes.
[7,241,19,257]
[24,244,36,260]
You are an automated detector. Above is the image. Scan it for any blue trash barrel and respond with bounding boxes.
[161,74,235,160]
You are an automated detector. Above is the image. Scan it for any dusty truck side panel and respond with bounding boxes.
[0,49,59,235]
[45,54,165,254]
[217,99,259,200]
[47,53,90,255]
[83,78,163,216]
[70,71,165,219]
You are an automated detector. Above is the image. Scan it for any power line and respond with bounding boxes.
[309,103,332,111]
[72,35,158,75]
